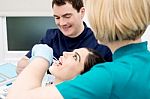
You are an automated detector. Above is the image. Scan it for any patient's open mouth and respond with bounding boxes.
[53,57,62,65]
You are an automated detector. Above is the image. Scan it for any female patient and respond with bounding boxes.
[6,44,105,99]
[49,47,105,84]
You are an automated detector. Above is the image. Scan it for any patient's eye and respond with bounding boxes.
[73,54,78,61]
[72,51,80,62]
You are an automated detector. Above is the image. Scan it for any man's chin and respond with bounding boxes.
[62,31,73,37]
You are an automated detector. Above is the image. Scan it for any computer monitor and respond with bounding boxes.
[6,17,57,51]
[0,16,57,63]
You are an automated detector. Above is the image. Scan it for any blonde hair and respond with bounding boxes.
[86,0,150,43]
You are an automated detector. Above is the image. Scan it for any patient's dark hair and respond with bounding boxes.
[81,48,106,74]
[52,0,84,12]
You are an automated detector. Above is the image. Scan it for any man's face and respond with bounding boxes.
[53,2,85,37]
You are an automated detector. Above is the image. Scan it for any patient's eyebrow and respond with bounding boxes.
[75,52,81,62]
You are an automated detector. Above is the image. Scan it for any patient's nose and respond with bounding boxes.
[63,52,73,57]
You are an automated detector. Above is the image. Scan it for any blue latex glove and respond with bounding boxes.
[31,44,53,66]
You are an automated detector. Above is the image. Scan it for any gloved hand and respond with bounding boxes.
[31,44,53,66]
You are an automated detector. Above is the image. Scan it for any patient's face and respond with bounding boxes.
[49,48,89,81]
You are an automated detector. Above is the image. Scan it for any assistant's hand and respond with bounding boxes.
[31,44,53,66]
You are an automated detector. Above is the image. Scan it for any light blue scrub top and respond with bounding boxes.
[56,42,150,99]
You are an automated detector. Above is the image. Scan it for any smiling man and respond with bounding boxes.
[16,0,112,74]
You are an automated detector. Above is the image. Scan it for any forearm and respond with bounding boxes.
[17,57,48,87]
[7,44,63,99]
[7,57,49,98]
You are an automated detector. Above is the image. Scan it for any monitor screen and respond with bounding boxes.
[6,17,57,51]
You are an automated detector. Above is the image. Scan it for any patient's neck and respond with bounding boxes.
[54,78,63,85]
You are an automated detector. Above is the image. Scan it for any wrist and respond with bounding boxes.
[31,56,50,68]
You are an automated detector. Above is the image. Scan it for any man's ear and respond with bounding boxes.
[80,7,85,19]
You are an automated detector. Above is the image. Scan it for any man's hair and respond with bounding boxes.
[86,0,150,43]
[81,48,106,74]
[52,0,84,12]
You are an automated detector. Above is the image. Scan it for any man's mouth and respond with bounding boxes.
[61,25,71,31]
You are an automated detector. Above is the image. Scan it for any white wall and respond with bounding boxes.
[0,0,52,16]
[0,17,4,61]
[142,25,150,50]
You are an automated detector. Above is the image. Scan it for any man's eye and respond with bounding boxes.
[64,15,71,18]
[55,17,60,19]
[73,54,78,61]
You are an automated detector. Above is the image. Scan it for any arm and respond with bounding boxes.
[16,56,30,75]
[7,57,63,99]
[7,44,63,99]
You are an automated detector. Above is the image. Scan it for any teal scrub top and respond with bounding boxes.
[56,42,150,99]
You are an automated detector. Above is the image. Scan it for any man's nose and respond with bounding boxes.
[59,18,67,26]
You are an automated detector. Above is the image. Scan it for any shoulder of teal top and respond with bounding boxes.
[113,41,148,60]
[56,63,113,99]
